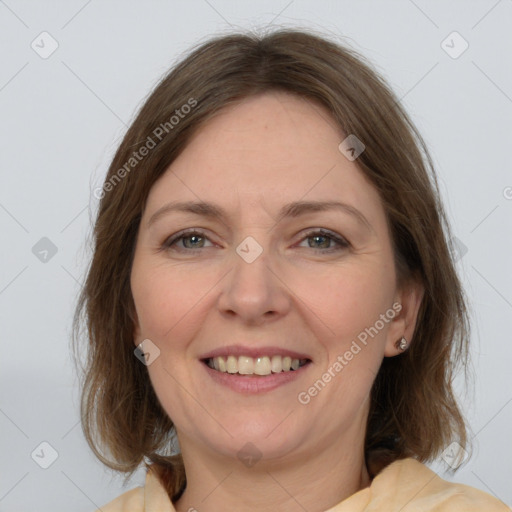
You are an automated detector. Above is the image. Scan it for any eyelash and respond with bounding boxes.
[161,228,350,254]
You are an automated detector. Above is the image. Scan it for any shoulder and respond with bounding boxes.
[329,457,509,511]
[94,486,144,512]
[94,466,174,512]
[368,457,509,511]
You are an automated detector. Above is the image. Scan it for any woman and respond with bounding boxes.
[75,28,509,511]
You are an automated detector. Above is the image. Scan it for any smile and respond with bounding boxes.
[204,355,311,376]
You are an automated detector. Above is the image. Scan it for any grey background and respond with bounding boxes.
[1,1,511,510]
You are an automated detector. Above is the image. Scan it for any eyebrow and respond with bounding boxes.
[147,199,373,231]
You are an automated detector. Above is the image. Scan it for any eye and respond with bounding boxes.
[162,229,214,251]
[161,228,350,254]
[297,229,349,253]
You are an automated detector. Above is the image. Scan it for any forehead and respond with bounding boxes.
[144,92,385,227]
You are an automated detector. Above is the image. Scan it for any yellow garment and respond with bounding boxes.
[96,458,510,511]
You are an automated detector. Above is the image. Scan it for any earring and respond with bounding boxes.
[395,336,408,351]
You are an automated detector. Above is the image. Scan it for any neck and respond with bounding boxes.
[173,436,370,512]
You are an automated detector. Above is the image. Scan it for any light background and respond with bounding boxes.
[0,1,511,511]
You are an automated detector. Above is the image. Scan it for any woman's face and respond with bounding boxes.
[131,92,419,465]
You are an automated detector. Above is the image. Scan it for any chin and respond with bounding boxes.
[194,414,310,463]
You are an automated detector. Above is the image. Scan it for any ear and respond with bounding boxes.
[384,276,424,357]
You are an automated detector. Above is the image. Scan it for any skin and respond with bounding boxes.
[131,91,424,512]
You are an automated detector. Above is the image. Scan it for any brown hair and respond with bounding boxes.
[73,27,470,500]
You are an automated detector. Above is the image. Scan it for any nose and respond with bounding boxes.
[217,245,292,326]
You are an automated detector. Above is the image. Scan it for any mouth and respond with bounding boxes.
[200,346,312,393]
[202,355,312,376]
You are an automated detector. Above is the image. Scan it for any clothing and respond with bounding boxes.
[95,457,509,511]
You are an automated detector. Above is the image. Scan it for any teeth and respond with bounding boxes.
[226,355,237,374]
[254,356,271,376]
[206,355,308,375]
[271,355,282,373]
[238,356,254,375]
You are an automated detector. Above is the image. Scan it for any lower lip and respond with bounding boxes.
[202,362,311,394]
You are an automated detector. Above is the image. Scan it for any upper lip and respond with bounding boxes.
[200,345,312,361]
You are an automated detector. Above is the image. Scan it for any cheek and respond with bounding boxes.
[292,260,395,345]
[131,261,220,341]
[131,263,218,426]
